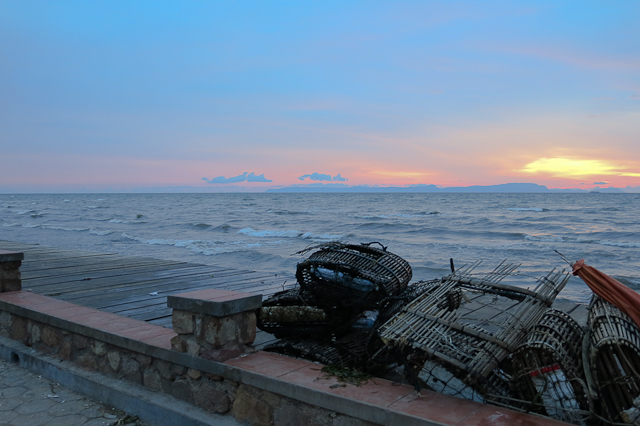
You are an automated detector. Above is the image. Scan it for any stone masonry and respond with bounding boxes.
[0,251,23,293]
[168,289,261,362]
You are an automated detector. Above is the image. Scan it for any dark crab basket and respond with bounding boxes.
[511,309,590,424]
[257,288,355,339]
[263,329,383,371]
[588,295,640,424]
[296,243,412,311]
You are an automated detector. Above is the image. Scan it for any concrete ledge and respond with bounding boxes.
[0,291,568,426]
[167,289,262,317]
[0,250,24,263]
[0,335,239,426]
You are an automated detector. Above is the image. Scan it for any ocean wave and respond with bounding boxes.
[30,213,46,218]
[42,225,90,232]
[524,234,565,243]
[524,234,640,248]
[506,207,549,212]
[109,219,147,224]
[120,232,257,255]
[16,209,35,215]
[269,210,311,215]
[238,228,303,238]
[213,224,232,232]
[89,228,114,236]
[348,212,439,219]
[189,223,212,229]
[301,232,343,241]
[596,240,640,248]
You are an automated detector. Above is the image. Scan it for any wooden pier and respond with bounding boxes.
[0,240,288,347]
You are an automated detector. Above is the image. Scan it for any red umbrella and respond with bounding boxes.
[573,259,640,328]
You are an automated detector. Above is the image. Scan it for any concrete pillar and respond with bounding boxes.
[0,250,24,292]
[167,289,262,362]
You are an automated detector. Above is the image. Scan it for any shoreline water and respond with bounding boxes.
[2,192,639,304]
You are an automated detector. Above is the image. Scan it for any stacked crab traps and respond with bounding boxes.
[587,295,640,425]
[295,242,412,311]
[378,260,571,404]
[261,243,412,372]
[510,309,590,424]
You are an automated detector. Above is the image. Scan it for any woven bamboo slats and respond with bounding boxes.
[296,243,412,310]
[378,261,571,397]
[511,308,590,424]
[588,295,640,424]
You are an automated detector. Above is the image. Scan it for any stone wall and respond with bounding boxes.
[0,309,378,426]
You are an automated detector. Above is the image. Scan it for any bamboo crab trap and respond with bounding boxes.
[510,308,590,424]
[587,295,640,424]
[378,260,571,404]
[296,242,412,311]
[263,329,383,371]
[257,288,354,339]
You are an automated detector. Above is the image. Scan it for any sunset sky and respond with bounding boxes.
[1,1,639,192]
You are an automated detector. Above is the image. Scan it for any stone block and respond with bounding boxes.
[10,316,28,343]
[156,360,174,380]
[186,338,200,356]
[233,385,273,426]
[143,369,163,392]
[108,350,121,371]
[28,322,41,346]
[193,380,230,414]
[188,368,201,380]
[58,340,72,361]
[170,335,186,352]
[0,311,11,335]
[75,335,88,349]
[91,340,107,357]
[274,403,313,426]
[171,379,194,404]
[77,353,98,370]
[41,326,59,347]
[172,310,195,334]
[122,357,141,383]
[135,353,152,366]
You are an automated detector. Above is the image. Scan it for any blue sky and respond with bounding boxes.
[1,1,639,192]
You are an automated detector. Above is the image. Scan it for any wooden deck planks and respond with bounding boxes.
[1,240,290,346]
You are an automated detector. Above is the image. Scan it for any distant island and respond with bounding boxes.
[266,183,629,193]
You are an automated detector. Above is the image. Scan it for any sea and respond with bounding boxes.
[2,192,639,304]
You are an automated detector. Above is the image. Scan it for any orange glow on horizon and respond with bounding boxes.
[518,157,640,179]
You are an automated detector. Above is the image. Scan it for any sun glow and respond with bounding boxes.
[519,158,640,179]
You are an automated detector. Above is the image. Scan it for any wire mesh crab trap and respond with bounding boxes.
[510,308,591,424]
[257,287,355,339]
[296,242,412,311]
[378,260,571,404]
[587,295,640,425]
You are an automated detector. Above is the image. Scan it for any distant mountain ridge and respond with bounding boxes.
[266,183,628,193]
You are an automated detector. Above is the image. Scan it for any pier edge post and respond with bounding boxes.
[0,251,24,292]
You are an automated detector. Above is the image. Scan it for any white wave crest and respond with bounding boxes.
[506,207,548,212]
[301,232,343,242]
[524,234,564,242]
[238,228,303,238]
[596,240,640,248]
[121,233,243,255]
[16,210,35,215]
[41,225,90,232]
[89,228,113,236]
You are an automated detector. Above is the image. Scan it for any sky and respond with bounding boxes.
[1,1,639,192]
